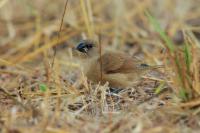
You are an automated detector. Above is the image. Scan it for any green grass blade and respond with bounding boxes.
[179,88,188,101]
[145,11,175,53]
[39,83,48,92]
[184,43,192,73]
[154,81,165,94]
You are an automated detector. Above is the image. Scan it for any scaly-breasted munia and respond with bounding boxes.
[76,40,161,88]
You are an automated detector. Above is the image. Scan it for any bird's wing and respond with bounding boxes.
[98,52,141,74]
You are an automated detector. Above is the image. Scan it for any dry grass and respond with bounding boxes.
[0,0,200,132]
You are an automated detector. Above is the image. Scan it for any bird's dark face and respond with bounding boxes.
[76,40,95,53]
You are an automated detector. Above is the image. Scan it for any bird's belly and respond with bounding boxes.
[86,70,133,88]
[84,61,143,88]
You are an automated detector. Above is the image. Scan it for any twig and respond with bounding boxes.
[52,0,69,68]
[137,87,169,105]
[98,34,103,82]
[0,87,28,110]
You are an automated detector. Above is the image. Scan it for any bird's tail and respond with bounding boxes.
[139,63,164,70]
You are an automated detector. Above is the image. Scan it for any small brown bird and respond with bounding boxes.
[76,40,161,88]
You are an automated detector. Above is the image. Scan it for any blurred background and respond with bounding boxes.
[0,0,200,132]
[0,0,199,62]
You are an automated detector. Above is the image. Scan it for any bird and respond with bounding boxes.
[76,39,162,88]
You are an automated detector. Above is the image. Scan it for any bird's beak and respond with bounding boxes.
[76,43,87,53]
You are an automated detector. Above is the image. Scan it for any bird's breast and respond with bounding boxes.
[84,58,102,83]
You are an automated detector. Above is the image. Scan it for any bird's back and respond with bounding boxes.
[98,52,142,74]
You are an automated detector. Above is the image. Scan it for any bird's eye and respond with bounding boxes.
[86,44,93,49]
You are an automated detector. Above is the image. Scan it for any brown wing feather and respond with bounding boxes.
[98,52,141,74]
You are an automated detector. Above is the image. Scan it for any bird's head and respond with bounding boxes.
[76,40,98,57]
